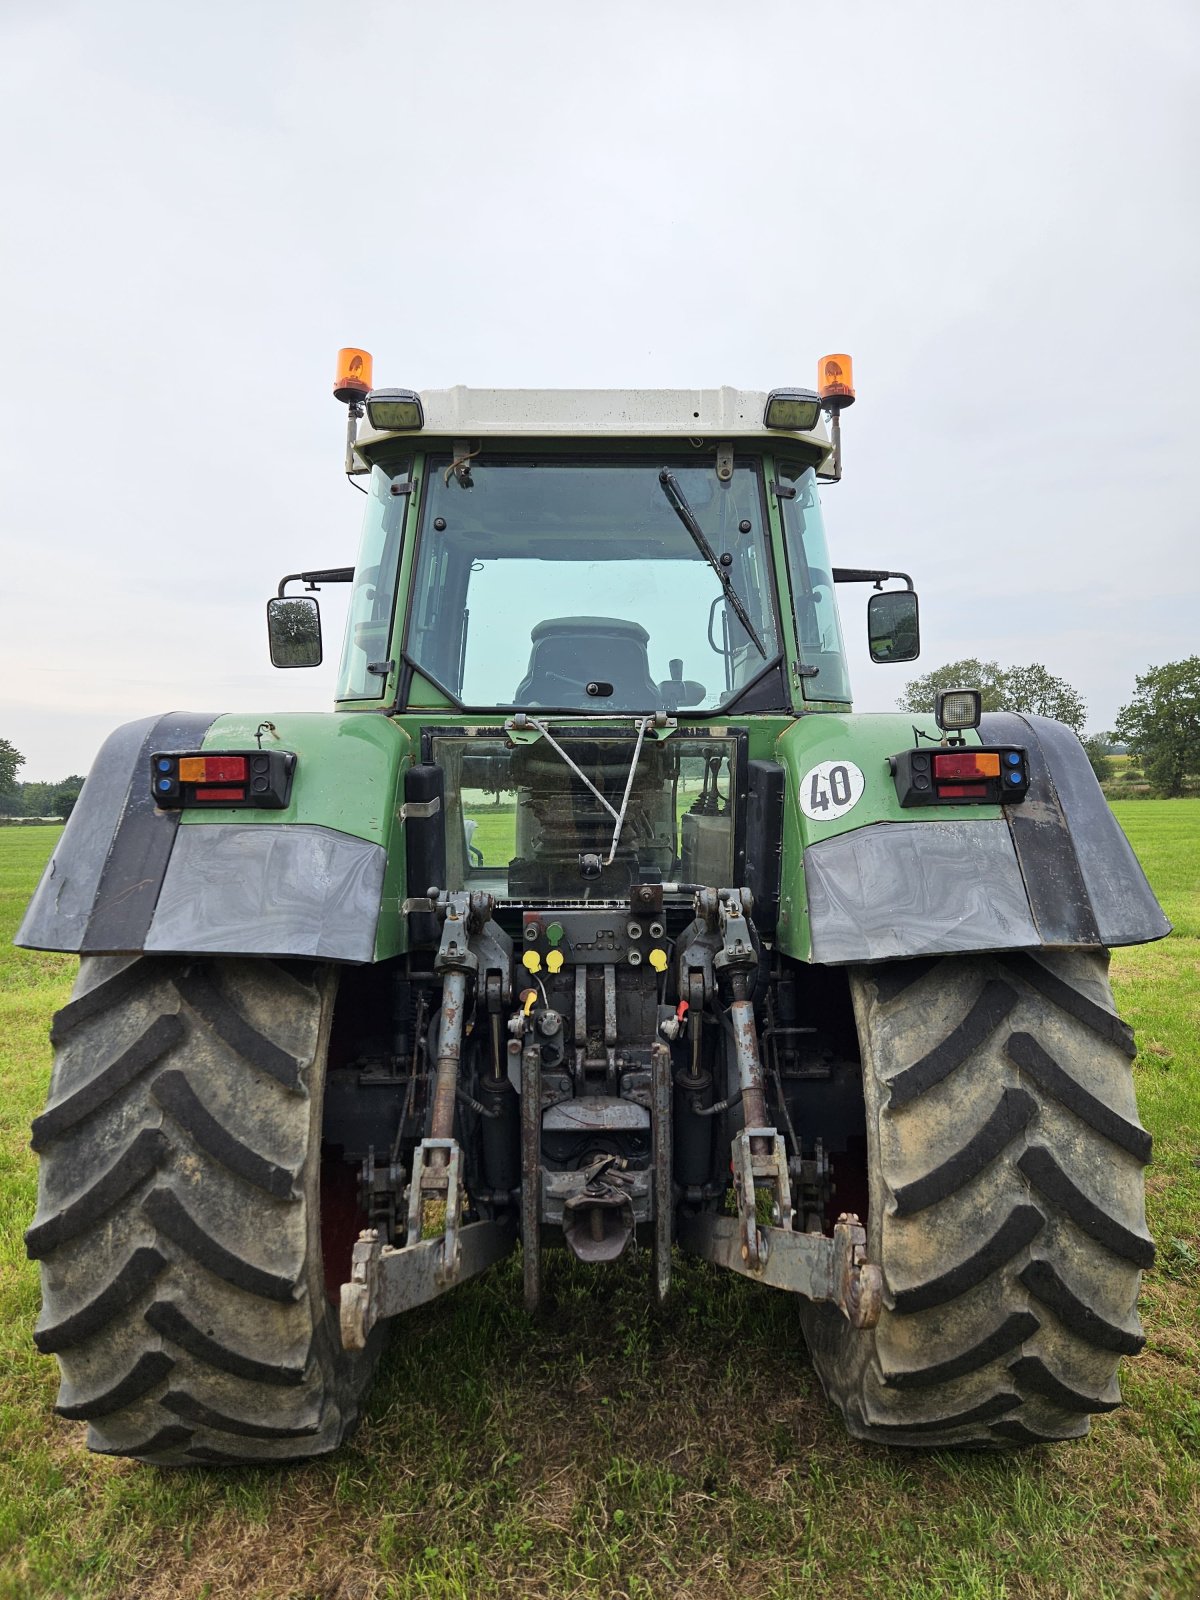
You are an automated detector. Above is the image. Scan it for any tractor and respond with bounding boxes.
[19,352,1169,1463]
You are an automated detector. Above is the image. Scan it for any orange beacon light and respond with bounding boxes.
[334,347,373,405]
[817,353,855,410]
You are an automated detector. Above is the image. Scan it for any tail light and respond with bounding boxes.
[891,746,1029,808]
[151,751,296,810]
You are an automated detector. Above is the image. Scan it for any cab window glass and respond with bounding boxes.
[336,461,411,700]
[776,461,852,704]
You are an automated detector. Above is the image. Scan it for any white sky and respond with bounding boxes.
[1,0,1196,780]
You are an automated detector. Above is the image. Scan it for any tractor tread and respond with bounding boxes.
[870,958,940,1004]
[1008,1354,1121,1413]
[887,979,1018,1108]
[1016,1147,1155,1266]
[151,1069,297,1197]
[162,1389,321,1439]
[891,1086,1037,1215]
[144,1302,308,1387]
[141,1188,299,1302]
[803,951,1150,1449]
[31,1014,184,1148]
[55,1350,175,1420]
[185,1444,275,1463]
[1018,1259,1145,1353]
[862,1392,1022,1434]
[93,1424,194,1458]
[25,1128,169,1258]
[1005,1032,1151,1159]
[890,1206,1045,1314]
[174,967,303,1091]
[49,961,156,1045]
[31,956,380,1464]
[988,1417,1077,1445]
[882,1311,1040,1389]
[34,1246,168,1353]
[1001,953,1136,1056]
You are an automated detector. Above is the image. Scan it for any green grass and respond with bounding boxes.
[1,813,1198,1600]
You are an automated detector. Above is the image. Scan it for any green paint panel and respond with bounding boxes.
[192,712,412,844]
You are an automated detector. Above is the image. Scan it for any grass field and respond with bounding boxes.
[0,808,1196,1600]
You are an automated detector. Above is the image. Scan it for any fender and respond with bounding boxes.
[780,712,1169,966]
[17,710,413,963]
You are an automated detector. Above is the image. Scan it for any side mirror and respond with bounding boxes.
[267,596,323,668]
[867,589,920,663]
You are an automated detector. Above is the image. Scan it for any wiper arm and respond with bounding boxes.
[658,468,767,659]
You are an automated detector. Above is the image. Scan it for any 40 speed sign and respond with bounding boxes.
[798,759,866,822]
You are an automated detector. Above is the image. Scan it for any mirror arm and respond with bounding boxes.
[832,568,913,592]
[277,566,355,598]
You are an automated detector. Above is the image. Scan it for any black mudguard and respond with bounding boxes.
[980,712,1168,948]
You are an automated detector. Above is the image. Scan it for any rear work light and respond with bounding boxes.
[891,745,1029,808]
[151,750,296,810]
[935,688,982,731]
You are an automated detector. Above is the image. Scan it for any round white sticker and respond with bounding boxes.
[799,759,866,822]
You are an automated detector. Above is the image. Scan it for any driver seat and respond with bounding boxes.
[514,616,661,709]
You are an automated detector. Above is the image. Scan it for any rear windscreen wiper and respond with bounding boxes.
[657,468,767,659]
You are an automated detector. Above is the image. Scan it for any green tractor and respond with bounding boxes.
[19,352,1169,1463]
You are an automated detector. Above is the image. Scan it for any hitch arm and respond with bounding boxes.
[340,1217,517,1350]
[677,1210,882,1329]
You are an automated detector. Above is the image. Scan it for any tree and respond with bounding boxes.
[1115,657,1200,797]
[1080,734,1114,784]
[0,738,23,794]
[20,781,54,818]
[53,776,85,821]
[898,660,1087,735]
[1001,664,1086,733]
[896,659,1010,715]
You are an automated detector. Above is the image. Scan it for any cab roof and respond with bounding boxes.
[352,385,834,472]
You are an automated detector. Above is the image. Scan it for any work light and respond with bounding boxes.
[935,689,983,731]
[366,389,425,431]
[763,388,823,431]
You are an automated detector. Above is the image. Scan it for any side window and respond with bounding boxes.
[336,462,411,701]
[776,461,853,704]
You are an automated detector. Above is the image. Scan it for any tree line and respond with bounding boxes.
[0,741,84,819]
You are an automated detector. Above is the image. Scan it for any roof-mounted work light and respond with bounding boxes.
[817,353,855,481]
[763,388,823,432]
[366,388,425,431]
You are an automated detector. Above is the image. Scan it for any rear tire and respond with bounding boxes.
[26,955,381,1464]
[800,950,1153,1447]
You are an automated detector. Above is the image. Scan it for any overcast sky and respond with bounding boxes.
[1,0,1196,780]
